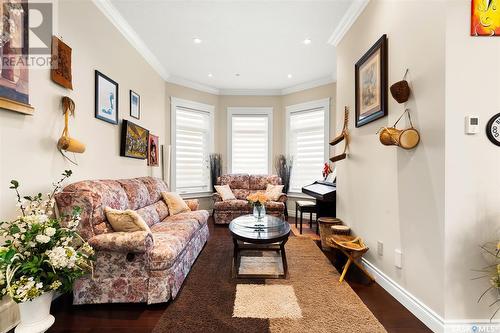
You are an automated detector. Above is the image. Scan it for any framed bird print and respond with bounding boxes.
[95,70,119,124]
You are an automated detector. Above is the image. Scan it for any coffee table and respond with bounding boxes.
[229,214,290,279]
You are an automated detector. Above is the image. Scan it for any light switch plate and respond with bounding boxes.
[395,249,402,269]
[377,241,383,256]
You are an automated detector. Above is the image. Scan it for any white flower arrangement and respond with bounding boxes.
[0,170,94,303]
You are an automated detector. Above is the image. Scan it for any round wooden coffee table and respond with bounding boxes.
[229,214,290,279]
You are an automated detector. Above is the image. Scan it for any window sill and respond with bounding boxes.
[179,192,214,200]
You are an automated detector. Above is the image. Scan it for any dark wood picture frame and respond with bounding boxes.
[355,34,388,128]
[95,70,119,125]
[130,90,140,120]
[120,119,149,159]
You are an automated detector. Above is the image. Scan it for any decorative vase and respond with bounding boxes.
[253,204,266,220]
[15,291,55,333]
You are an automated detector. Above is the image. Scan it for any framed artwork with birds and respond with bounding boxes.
[471,0,500,36]
[95,70,119,124]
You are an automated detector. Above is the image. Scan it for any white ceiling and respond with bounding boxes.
[106,0,354,93]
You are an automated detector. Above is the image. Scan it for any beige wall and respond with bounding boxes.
[444,1,500,320]
[336,0,446,320]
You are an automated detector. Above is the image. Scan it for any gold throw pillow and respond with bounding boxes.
[265,184,284,201]
[214,184,236,201]
[104,207,151,233]
[161,192,191,215]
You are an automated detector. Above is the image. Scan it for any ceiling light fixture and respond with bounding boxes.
[208,73,213,77]
[193,38,202,44]
[287,74,293,79]
[303,38,312,45]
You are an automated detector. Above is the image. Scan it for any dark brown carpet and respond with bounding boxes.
[153,221,386,333]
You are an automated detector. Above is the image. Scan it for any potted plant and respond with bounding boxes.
[247,193,268,220]
[0,170,94,333]
[475,240,500,321]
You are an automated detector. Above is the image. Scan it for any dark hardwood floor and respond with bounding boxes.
[45,217,431,333]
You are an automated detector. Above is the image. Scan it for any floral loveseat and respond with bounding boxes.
[213,174,287,224]
[55,177,209,304]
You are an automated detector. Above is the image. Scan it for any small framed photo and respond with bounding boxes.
[130,90,140,119]
[148,134,159,166]
[95,70,119,124]
[355,34,388,128]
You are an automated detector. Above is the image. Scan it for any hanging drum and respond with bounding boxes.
[378,109,420,150]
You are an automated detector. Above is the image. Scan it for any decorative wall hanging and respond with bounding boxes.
[0,1,34,115]
[471,0,500,36]
[378,109,420,150]
[51,36,73,89]
[95,70,118,124]
[355,34,388,127]
[148,133,159,166]
[130,90,140,119]
[120,120,149,159]
[390,69,411,104]
[57,97,86,165]
[330,106,350,162]
[485,113,500,146]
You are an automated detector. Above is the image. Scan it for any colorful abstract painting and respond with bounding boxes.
[120,120,149,159]
[471,0,500,36]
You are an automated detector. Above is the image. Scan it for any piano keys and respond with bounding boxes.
[302,180,336,218]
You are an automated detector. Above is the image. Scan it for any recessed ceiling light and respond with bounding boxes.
[235,73,240,77]
[193,38,202,44]
[287,74,293,79]
[208,73,213,77]
[303,38,312,45]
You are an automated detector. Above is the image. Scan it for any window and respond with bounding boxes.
[171,98,214,194]
[228,107,273,174]
[286,99,329,193]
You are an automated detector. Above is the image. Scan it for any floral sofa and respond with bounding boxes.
[213,174,287,224]
[54,177,209,305]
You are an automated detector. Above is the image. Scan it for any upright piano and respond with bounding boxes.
[301,180,336,218]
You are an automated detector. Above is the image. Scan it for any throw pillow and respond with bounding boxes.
[214,184,236,201]
[104,207,151,233]
[161,192,191,215]
[265,184,284,201]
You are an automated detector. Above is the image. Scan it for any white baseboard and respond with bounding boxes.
[361,258,445,333]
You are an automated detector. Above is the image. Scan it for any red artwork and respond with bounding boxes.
[148,134,159,166]
[471,0,500,36]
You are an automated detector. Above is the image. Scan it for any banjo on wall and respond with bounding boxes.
[486,113,500,146]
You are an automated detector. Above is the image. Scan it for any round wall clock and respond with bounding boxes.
[486,113,500,146]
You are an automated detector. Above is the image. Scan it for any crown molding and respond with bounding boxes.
[219,88,282,96]
[167,76,220,95]
[280,76,335,95]
[328,0,370,47]
[92,0,169,81]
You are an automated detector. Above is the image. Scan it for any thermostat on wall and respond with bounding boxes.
[465,115,479,134]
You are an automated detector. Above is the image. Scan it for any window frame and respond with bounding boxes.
[170,97,215,195]
[227,107,273,175]
[285,98,330,195]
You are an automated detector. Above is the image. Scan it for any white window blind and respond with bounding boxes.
[173,105,212,194]
[229,109,272,174]
[288,105,328,193]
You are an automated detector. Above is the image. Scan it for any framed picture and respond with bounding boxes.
[0,1,34,115]
[130,90,140,119]
[95,70,118,124]
[148,134,159,166]
[471,0,500,36]
[355,34,388,128]
[120,120,149,159]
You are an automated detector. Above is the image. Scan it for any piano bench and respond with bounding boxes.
[295,200,318,234]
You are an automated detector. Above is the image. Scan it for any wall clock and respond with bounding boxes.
[486,113,500,146]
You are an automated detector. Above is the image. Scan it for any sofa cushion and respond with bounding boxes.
[265,201,285,212]
[161,210,209,227]
[214,185,236,201]
[232,189,251,200]
[105,207,151,232]
[161,192,191,215]
[117,179,150,210]
[136,204,161,227]
[148,222,200,270]
[214,200,250,211]
[249,175,281,190]
[138,177,169,205]
[219,174,249,189]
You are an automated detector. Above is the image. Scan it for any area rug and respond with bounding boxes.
[153,223,386,333]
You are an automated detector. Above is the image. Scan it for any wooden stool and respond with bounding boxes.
[327,235,374,284]
[295,200,317,234]
[317,217,342,250]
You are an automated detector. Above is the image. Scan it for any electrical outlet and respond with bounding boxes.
[395,249,403,269]
[377,241,383,256]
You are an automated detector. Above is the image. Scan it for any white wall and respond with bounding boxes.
[445,0,500,321]
[336,0,446,319]
[0,0,166,221]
